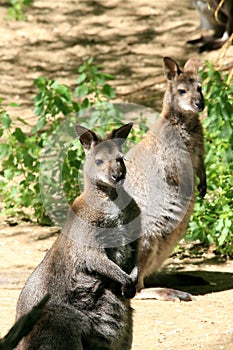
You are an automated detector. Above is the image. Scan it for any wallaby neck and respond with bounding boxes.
[83,179,126,213]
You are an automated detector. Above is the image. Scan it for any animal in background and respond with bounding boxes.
[124,56,206,301]
[188,0,233,52]
[16,123,140,350]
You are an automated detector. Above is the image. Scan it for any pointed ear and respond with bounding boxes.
[75,125,99,150]
[110,122,133,147]
[163,57,182,81]
[184,57,201,75]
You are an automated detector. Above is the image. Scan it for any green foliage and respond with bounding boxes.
[0,59,147,225]
[74,57,115,103]
[3,57,231,257]
[186,63,233,257]
[7,0,33,20]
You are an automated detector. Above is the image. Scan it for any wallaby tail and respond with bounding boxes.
[0,294,50,350]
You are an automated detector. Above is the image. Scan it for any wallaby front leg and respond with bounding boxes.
[85,251,136,299]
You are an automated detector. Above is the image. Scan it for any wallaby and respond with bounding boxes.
[16,123,141,350]
[188,0,233,52]
[124,56,206,301]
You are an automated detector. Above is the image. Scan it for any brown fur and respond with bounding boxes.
[16,123,140,349]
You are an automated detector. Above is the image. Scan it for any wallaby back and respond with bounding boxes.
[124,57,206,299]
[16,123,141,349]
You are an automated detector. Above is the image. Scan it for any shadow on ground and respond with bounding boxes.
[146,270,233,295]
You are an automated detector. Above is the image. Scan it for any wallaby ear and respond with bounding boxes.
[163,57,182,81]
[184,57,201,75]
[110,122,133,147]
[75,125,99,150]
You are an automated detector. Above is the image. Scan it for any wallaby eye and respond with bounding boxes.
[95,159,104,166]
[178,89,186,96]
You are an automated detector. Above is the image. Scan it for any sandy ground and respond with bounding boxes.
[1,224,233,349]
[0,0,233,349]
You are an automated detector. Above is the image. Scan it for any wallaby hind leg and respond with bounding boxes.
[134,287,192,301]
[18,310,84,350]
[135,265,192,301]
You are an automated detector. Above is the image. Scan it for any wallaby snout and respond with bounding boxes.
[194,96,205,112]
[110,157,126,185]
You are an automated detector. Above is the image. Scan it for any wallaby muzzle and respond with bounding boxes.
[195,97,205,112]
[110,159,126,184]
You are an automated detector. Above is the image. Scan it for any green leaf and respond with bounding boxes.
[95,74,105,86]
[76,73,87,85]
[102,84,115,99]
[50,80,59,90]
[0,143,10,159]
[74,83,89,98]
[1,113,12,129]
[32,116,46,133]
[34,76,48,89]
[102,73,114,80]
[218,227,228,246]
[56,85,71,101]
[23,153,34,168]
[81,98,90,109]
[87,57,94,65]
[4,168,14,180]
[13,127,26,143]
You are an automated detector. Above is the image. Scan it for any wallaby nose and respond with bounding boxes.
[110,159,126,183]
[195,98,205,112]
[111,172,123,182]
[111,168,125,182]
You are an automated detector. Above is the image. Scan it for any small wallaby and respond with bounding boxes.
[16,123,141,350]
[124,57,206,301]
[188,0,233,52]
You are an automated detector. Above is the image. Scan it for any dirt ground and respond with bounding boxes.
[0,0,233,349]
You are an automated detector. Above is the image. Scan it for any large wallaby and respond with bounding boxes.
[16,123,141,350]
[124,56,206,301]
[188,0,233,52]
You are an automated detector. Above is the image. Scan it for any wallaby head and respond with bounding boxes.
[75,123,133,190]
[163,57,205,116]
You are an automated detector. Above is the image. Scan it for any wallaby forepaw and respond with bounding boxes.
[122,280,136,299]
